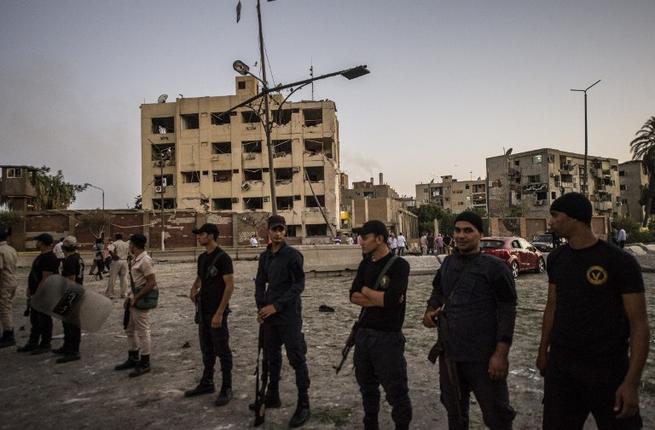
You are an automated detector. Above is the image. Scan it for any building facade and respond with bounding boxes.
[619,160,647,223]
[0,165,38,211]
[486,148,620,218]
[415,175,487,213]
[141,76,341,239]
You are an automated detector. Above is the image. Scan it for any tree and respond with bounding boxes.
[629,116,655,227]
[31,166,87,210]
[79,210,110,239]
[0,210,22,232]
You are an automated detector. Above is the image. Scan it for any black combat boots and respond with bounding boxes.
[115,350,139,370]
[129,354,151,377]
[214,371,232,406]
[185,369,215,397]
[289,394,310,428]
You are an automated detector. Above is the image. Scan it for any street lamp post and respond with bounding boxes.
[570,79,601,197]
[229,61,369,216]
[85,183,105,211]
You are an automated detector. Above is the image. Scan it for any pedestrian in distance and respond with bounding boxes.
[423,211,517,429]
[537,193,649,429]
[53,236,84,363]
[617,227,627,249]
[185,223,235,407]
[106,233,130,299]
[350,220,413,430]
[253,215,311,428]
[18,233,59,354]
[396,232,407,256]
[0,228,18,348]
[114,233,158,378]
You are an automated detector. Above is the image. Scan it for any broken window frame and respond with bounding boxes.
[273,139,292,157]
[151,117,175,134]
[212,198,232,210]
[244,169,263,182]
[303,109,323,127]
[153,198,176,209]
[304,166,325,182]
[181,171,201,183]
[244,197,263,210]
[211,112,232,126]
[272,109,292,126]
[274,168,294,183]
[212,170,232,182]
[306,224,328,237]
[241,111,261,124]
[305,195,325,208]
[180,113,200,130]
[212,142,232,154]
[151,143,176,161]
[276,196,294,210]
[154,174,174,187]
[304,138,333,158]
[242,140,262,153]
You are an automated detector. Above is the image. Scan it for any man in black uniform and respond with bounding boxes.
[423,211,516,430]
[18,233,59,354]
[350,220,412,430]
[52,235,85,363]
[254,215,310,428]
[537,193,649,429]
[185,223,235,406]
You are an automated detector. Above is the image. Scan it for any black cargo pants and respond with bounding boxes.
[265,320,310,396]
[354,328,412,429]
[199,311,233,375]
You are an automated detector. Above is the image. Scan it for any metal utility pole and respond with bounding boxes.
[570,79,601,197]
[256,0,277,214]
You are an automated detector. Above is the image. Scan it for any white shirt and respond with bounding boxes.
[617,229,627,242]
[53,242,65,259]
[397,235,407,247]
[249,237,259,247]
[112,239,130,259]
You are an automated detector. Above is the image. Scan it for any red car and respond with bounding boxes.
[480,237,545,279]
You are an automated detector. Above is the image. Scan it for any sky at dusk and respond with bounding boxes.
[1,0,654,209]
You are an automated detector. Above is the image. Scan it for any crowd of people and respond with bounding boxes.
[0,192,649,429]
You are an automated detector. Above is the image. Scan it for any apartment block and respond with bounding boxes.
[141,76,341,238]
[415,175,487,213]
[619,160,648,223]
[486,148,620,217]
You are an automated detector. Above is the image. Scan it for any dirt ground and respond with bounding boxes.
[1,256,654,429]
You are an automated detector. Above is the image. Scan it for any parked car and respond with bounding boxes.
[531,233,566,252]
[480,237,545,279]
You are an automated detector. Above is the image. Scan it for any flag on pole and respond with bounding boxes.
[236,0,242,23]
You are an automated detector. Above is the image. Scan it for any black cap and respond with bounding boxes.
[550,192,592,225]
[192,223,220,239]
[129,233,147,249]
[33,233,54,246]
[454,211,484,233]
[268,215,286,230]
[353,220,389,242]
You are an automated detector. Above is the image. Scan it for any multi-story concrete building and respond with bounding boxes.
[619,160,648,223]
[415,175,487,213]
[0,165,38,211]
[340,174,418,238]
[141,76,341,239]
[486,148,620,218]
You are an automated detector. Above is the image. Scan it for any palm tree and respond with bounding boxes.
[630,116,655,227]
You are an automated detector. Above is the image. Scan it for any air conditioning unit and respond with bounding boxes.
[154,186,163,193]
[241,182,250,191]
[263,196,270,202]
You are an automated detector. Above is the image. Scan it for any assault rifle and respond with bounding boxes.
[253,323,269,427]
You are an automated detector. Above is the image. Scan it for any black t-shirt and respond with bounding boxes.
[197,247,234,314]
[62,253,85,285]
[28,251,60,294]
[547,240,644,363]
[350,253,410,332]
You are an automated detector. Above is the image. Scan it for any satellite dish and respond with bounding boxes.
[157,94,168,103]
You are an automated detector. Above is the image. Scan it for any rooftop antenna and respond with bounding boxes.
[310,60,314,101]
[157,94,168,103]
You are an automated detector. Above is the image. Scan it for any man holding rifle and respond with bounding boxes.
[349,220,412,430]
[423,211,516,429]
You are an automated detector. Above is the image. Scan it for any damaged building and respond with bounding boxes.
[141,76,341,241]
[486,148,621,218]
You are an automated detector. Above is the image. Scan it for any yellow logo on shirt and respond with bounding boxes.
[586,266,608,286]
[379,275,390,289]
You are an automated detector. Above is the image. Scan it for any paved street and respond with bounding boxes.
[1,258,653,429]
